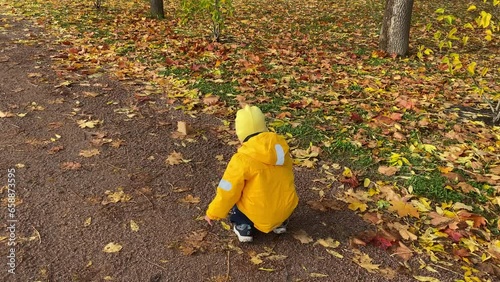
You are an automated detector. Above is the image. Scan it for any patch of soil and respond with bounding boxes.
[0,14,463,282]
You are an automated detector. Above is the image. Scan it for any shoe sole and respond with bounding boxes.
[233,226,253,242]
[273,228,286,234]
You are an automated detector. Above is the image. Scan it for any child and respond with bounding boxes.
[204,105,299,242]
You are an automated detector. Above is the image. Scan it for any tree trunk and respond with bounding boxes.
[379,0,414,56]
[150,0,164,19]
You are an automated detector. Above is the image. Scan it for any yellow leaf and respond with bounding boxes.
[258,267,275,272]
[84,217,92,227]
[220,221,231,231]
[103,276,113,280]
[388,199,420,218]
[103,242,122,253]
[315,238,340,248]
[130,220,139,232]
[422,144,437,153]
[352,251,380,273]
[102,188,132,205]
[363,178,371,188]
[342,167,353,178]
[435,8,445,14]
[485,29,492,41]
[467,5,476,11]
[77,119,101,129]
[348,200,368,212]
[325,248,344,258]
[413,276,440,282]
[310,273,328,278]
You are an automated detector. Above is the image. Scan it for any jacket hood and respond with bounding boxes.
[237,132,289,166]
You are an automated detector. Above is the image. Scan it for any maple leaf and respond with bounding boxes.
[102,188,132,205]
[77,119,102,129]
[352,250,380,273]
[165,151,190,165]
[388,199,420,218]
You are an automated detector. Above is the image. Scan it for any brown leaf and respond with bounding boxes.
[179,194,200,204]
[456,182,476,193]
[394,242,413,261]
[79,148,100,158]
[165,151,185,165]
[306,199,343,212]
[377,166,399,176]
[292,229,313,244]
[428,212,455,227]
[61,162,82,170]
[203,95,219,105]
[48,145,64,154]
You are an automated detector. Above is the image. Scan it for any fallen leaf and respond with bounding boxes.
[315,238,340,249]
[179,194,200,204]
[310,273,328,278]
[0,111,14,118]
[111,139,124,148]
[103,242,122,253]
[394,242,413,261]
[130,220,139,232]
[388,199,420,218]
[61,162,82,170]
[413,276,440,282]
[352,251,380,273]
[258,268,275,272]
[77,119,102,129]
[165,151,189,165]
[84,217,92,227]
[79,148,100,158]
[203,95,219,105]
[377,166,399,176]
[293,229,313,244]
[325,248,344,258]
[102,188,132,205]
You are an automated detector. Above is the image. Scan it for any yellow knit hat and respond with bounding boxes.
[235,105,268,142]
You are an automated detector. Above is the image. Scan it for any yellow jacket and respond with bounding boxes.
[206,132,299,233]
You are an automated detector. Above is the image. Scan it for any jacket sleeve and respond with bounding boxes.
[206,154,246,220]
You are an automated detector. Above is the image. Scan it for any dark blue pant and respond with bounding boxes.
[229,205,254,227]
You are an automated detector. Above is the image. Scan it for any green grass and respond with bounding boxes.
[407,173,464,203]
[191,79,239,102]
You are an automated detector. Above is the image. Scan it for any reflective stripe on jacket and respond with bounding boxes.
[206,132,299,233]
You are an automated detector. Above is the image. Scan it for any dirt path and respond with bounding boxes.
[0,14,461,282]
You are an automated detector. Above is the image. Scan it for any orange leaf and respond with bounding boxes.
[388,199,419,218]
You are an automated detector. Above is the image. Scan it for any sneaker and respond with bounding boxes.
[272,224,287,234]
[233,224,253,242]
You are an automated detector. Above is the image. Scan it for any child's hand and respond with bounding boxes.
[204,215,213,226]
